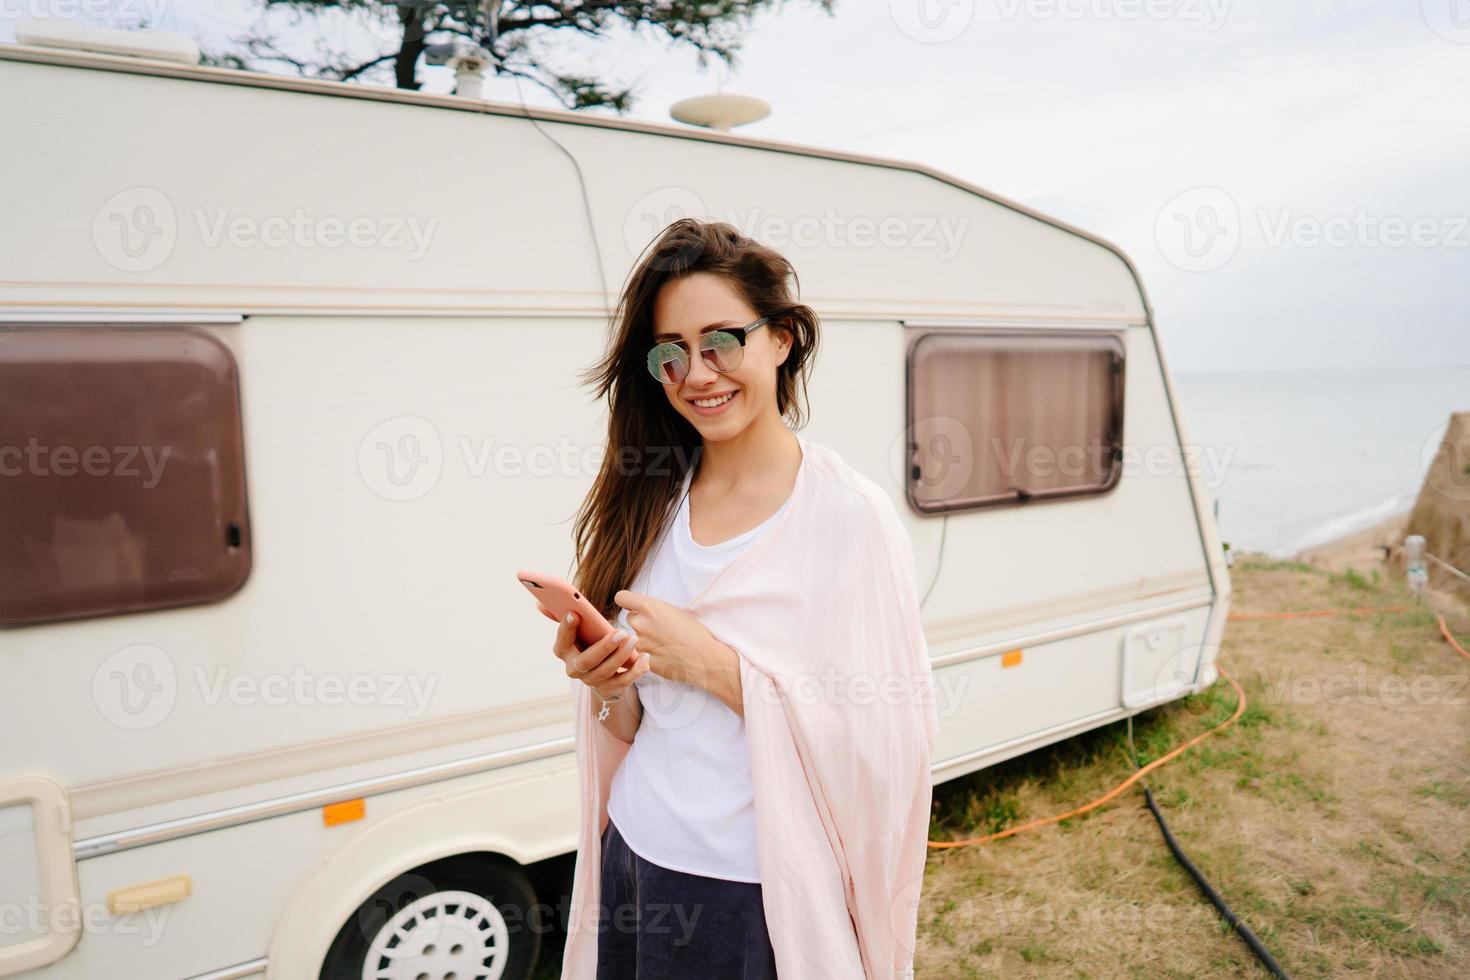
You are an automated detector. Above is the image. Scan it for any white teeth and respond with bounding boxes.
[693,392,735,408]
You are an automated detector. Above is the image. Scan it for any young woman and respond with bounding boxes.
[551,218,937,979]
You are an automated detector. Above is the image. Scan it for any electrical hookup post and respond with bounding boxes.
[1405,534,1429,594]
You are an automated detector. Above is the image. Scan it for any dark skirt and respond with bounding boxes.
[596,816,779,979]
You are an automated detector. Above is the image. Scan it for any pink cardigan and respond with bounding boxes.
[560,435,939,979]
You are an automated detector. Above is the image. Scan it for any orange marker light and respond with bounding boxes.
[323,798,366,827]
[1001,649,1023,668]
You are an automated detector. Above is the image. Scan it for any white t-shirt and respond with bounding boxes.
[605,468,793,882]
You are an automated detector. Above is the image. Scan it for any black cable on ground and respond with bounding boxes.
[1126,716,1293,979]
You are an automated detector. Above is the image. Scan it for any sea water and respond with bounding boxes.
[1170,365,1470,557]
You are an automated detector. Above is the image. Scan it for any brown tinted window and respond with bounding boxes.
[906,331,1124,513]
[0,328,251,627]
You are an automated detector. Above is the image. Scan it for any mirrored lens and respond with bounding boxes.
[647,342,689,384]
[700,331,744,373]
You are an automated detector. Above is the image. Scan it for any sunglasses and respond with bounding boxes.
[645,312,787,385]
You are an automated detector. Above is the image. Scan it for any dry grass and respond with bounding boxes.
[918,555,1470,979]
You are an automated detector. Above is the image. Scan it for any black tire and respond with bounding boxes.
[320,853,541,980]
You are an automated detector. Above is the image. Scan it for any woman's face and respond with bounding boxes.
[649,272,791,442]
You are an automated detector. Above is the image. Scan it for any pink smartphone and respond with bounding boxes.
[516,569,622,656]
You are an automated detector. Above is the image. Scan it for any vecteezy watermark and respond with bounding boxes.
[889,0,976,43]
[462,441,703,481]
[623,187,708,261]
[995,0,1231,31]
[0,0,173,25]
[622,187,970,262]
[988,436,1236,491]
[362,418,1238,507]
[977,894,1217,936]
[92,187,177,274]
[193,209,436,260]
[92,644,441,729]
[1255,665,1468,708]
[1257,209,1470,251]
[886,418,1239,498]
[593,899,703,943]
[194,665,439,717]
[93,644,178,731]
[1420,417,1470,503]
[0,897,171,947]
[372,870,707,946]
[1157,186,1470,272]
[356,422,708,502]
[1420,0,1470,43]
[0,439,172,488]
[1133,641,1227,719]
[612,661,967,733]
[558,889,709,941]
[745,667,964,717]
[459,438,665,482]
[358,415,444,502]
[1155,186,1241,273]
[91,187,438,273]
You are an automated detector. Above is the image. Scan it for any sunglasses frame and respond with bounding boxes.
[645,312,786,385]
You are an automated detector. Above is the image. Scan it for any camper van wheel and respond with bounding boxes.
[320,853,540,980]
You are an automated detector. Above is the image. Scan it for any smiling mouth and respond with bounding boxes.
[688,390,738,412]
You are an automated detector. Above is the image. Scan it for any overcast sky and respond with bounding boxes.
[8,1,1467,371]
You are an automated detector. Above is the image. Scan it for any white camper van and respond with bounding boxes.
[0,24,1231,980]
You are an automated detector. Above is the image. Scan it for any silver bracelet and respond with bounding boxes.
[592,688,623,722]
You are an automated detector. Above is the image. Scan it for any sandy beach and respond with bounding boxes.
[1294,510,1413,574]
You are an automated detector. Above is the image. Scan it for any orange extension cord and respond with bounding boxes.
[928,664,1247,849]
[927,605,1469,849]
[1438,612,1470,661]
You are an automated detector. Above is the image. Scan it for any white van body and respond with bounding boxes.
[0,35,1230,980]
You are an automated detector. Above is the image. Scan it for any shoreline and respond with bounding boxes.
[1276,490,1420,558]
[1277,505,1470,621]
[1263,509,1412,573]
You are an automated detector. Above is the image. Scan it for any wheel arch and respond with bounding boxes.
[266,766,576,980]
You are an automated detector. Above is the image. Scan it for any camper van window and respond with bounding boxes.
[906,331,1124,513]
[0,327,251,627]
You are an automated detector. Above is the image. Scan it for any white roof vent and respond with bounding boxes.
[14,19,201,66]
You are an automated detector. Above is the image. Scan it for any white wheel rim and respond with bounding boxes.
[361,889,511,980]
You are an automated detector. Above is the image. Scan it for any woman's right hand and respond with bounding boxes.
[553,610,650,700]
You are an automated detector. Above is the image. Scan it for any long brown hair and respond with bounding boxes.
[571,218,821,617]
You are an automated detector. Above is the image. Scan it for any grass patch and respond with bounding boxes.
[916,559,1469,979]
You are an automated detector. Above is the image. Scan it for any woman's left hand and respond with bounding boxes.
[613,589,744,714]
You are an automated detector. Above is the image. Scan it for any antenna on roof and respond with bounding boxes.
[670,94,771,133]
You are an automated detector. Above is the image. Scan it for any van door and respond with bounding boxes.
[0,776,81,975]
